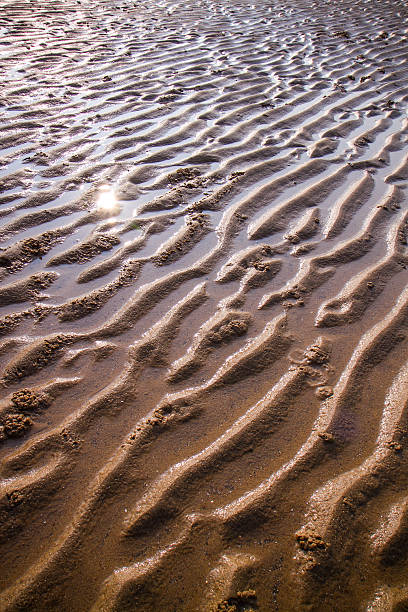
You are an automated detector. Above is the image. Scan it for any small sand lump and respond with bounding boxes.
[11,388,49,412]
[296,528,328,551]
[3,414,33,438]
[215,589,257,612]
[316,385,333,399]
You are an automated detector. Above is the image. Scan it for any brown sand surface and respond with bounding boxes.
[0,0,408,609]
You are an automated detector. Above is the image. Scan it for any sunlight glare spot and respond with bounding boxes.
[96,185,118,212]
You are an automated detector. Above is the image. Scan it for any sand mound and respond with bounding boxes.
[1,0,408,609]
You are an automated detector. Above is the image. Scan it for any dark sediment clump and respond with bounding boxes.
[1,413,33,439]
[167,167,201,185]
[11,388,50,412]
[214,589,258,612]
[296,528,329,552]
[0,388,50,442]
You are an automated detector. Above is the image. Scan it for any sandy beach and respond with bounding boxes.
[1,0,408,609]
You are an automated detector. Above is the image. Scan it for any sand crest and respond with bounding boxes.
[1,0,408,609]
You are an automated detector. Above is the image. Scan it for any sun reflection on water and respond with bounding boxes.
[96,184,118,212]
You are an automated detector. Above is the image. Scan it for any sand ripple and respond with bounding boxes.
[1,0,408,609]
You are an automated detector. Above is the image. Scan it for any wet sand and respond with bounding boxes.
[1,0,408,609]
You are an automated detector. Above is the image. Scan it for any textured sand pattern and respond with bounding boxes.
[1,0,408,609]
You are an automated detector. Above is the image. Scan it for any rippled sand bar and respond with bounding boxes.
[1,0,408,609]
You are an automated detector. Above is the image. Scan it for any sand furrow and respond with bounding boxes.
[1,0,408,608]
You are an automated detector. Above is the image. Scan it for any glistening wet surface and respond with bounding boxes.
[1,0,408,610]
